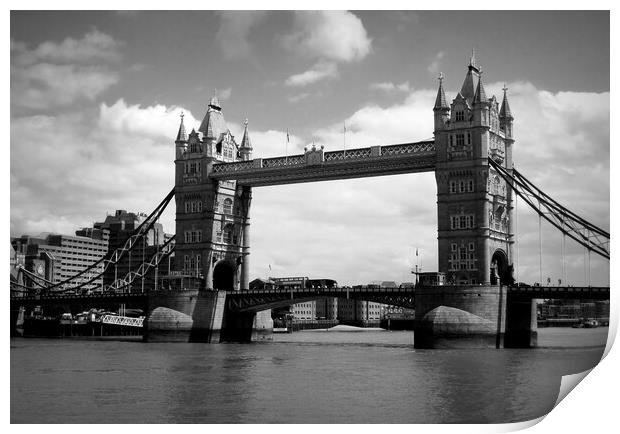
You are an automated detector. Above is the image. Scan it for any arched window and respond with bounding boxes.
[223,224,234,244]
[223,198,233,214]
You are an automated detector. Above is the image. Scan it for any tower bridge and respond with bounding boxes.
[11,52,610,348]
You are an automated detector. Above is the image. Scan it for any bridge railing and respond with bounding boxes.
[211,140,436,175]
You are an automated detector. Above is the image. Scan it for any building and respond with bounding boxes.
[91,209,168,288]
[315,297,338,320]
[11,231,108,292]
[337,298,381,326]
[433,51,515,285]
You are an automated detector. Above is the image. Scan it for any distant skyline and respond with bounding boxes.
[10,10,610,286]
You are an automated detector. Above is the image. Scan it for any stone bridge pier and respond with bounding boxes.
[413,284,537,349]
[144,289,272,343]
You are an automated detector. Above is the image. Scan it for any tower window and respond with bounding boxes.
[223,225,234,244]
[223,198,233,214]
[455,111,465,122]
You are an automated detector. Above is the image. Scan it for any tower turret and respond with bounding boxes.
[175,112,188,159]
[499,85,514,139]
[472,70,490,126]
[459,49,480,104]
[239,119,253,161]
[433,72,450,132]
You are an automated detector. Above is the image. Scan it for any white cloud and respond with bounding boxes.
[11,30,121,110]
[11,100,200,237]
[285,61,338,87]
[284,11,372,62]
[288,92,311,103]
[283,11,372,87]
[370,81,411,93]
[427,51,444,75]
[12,30,122,66]
[216,11,267,60]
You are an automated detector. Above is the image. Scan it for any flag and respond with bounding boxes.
[269,264,272,271]
[286,129,290,143]
[343,122,346,133]
[416,248,419,257]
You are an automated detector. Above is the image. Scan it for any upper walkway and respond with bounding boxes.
[210,140,436,186]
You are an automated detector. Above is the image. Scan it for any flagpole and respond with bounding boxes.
[286,129,289,164]
[343,122,346,158]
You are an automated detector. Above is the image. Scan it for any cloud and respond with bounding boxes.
[11,100,200,237]
[285,62,338,87]
[288,92,311,103]
[427,51,444,75]
[284,11,372,62]
[283,11,372,86]
[12,30,121,66]
[11,30,121,110]
[370,81,411,93]
[216,11,267,60]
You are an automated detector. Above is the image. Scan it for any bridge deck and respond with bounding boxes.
[210,141,436,186]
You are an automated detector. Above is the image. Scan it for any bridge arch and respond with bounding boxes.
[213,260,237,291]
[490,249,512,285]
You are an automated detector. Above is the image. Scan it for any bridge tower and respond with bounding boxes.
[173,94,252,291]
[433,53,515,286]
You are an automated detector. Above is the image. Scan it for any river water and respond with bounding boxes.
[10,327,607,424]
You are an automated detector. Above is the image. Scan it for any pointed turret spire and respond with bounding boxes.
[240,119,252,150]
[499,84,513,119]
[434,72,449,111]
[199,88,228,139]
[473,69,487,104]
[239,118,253,161]
[209,89,221,110]
[176,111,187,142]
[460,49,480,103]
[469,47,478,72]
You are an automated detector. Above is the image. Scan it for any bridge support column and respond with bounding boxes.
[504,297,537,348]
[239,186,251,291]
[413,285,507,349]
[221,310,273,343]
[144,289,227,343]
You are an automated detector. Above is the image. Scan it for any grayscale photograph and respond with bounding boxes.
[10,8,611,425]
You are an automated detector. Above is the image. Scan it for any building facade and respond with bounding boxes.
[12,232,108,292]
[90,209,167,288]
[434,52,515,285]
[173,97,252,290]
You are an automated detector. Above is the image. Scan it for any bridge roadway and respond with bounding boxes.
[209,140,436,186]
[10,285,609,311]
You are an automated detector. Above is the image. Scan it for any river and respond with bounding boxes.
[10,327,607,423]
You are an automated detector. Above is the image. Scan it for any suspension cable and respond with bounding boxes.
[489,158,609,260]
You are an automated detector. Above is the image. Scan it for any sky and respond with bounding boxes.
[9,10,610,286]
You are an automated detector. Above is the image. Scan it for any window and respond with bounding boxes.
[184,230,202,243]
[468,242,475,251]
[223,198,233,214]
[455,111,465,122]
[450,214,475,230]
[451,243,457,252]
[456,134,465,147]
[450,181,457,194]
[223,225,233,244]
[190,143,199,153]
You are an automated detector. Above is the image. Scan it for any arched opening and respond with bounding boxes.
[213,260,236,291]
[490,249,513,285]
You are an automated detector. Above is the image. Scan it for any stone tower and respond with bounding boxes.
[434,52,515,285]
[173,94,252,290]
